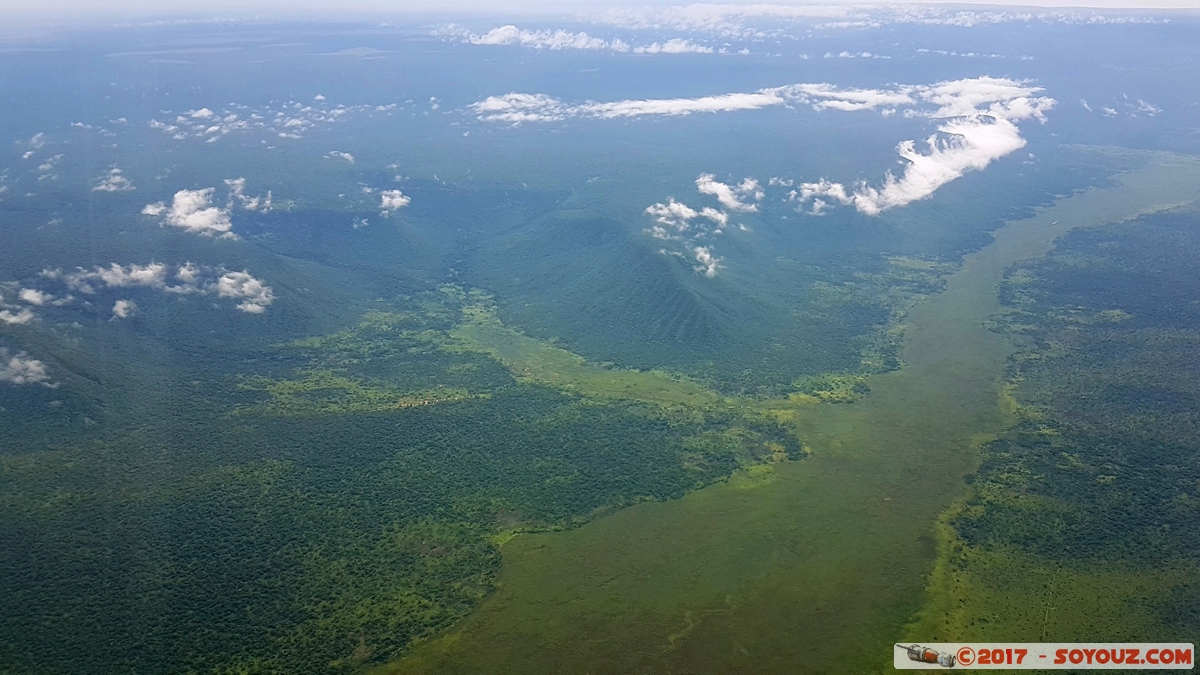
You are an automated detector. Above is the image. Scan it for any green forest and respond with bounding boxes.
[932,206,1200,642]
[0,286,803,674]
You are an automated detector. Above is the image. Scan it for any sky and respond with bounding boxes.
[2,0,1200,22]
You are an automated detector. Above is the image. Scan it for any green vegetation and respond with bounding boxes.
[4,149,1196,675]
[384,153,1200,675]
[909,206,1200,645]
[237,370,482,415]
[0,285,800,675]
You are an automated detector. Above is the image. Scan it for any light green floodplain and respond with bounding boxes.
[381,150,1200,675]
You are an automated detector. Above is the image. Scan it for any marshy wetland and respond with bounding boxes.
[385,151,1200,674]
[5,14,1200,673]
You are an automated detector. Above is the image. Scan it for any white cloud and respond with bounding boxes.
[37,154,63,173]
[0,349,51,386]
[824,50,890,59]
[471,90,786,124]
[594,4,1163,36]
[644,190,736,276]
[644,198,728,235]
[111,299,137,319]
[60,262,169,292]
[1132,98,1161,116]
[633,39,712,54]
[145,188,234,237]
[379,189,411,215]
[692,245,722,278]
[326,150,355,163]
[780,83,915,111]
[92,167,135,192]
[500,75,1049,216]
[0,309,35,325]
[35,263,274,314]
[455,24,718,54]
[597,4,852,36]
[696,174,762,212]
[216,271,275,313]
[467,25,622,51]
[470,81,923,124]
[18,288,53,306]
[469,93,571,123]
[148,99,392,144]
[225,177,272,212]
[791,78,1054,215]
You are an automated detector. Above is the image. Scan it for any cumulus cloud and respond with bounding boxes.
[692,246,722,278]
[379,189,411,215]
[36,263,275,314]
[696,174,762,212]
[645,198,728,238]
[824,51,890,59]
[644,188,739,277]
[467,25,625,51]
[0,309,35,325]
[92,167,135,192]
[148,98,395,144]
[326,150,355,163]
[469,93,572,123]
[18,288,52,306]
[111,299,137,319]
[454,24,719,54]
[143,188,234,237]
[633,39,712,54]
[216,271,275,313]
[48,262,169,293]
[0,349,51,386]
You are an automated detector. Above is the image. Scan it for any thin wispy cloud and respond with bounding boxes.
[449,24,714,54]
[474,76,1054,215]
[470,81,919,123]
[593,3,1163,38]
[92,167,135,192]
